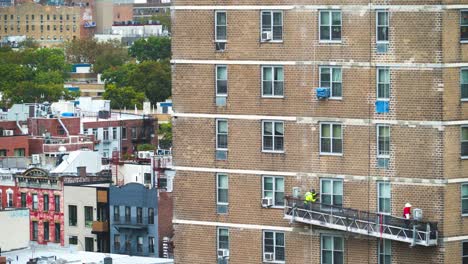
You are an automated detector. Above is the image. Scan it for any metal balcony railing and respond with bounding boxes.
[284,196,438,247]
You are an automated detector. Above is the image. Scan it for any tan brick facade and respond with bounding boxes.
[173,2,468,264]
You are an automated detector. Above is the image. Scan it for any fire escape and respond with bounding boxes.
[284,197,438,247]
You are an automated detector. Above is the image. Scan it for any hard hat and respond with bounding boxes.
[405,203,412,207]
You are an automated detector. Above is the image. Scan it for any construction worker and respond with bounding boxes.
[304,189,318,209]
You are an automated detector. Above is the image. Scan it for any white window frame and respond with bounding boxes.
[462,184,468,216]
[262,120,284,153]
[262,66,284,98]
[378,239,392,264]
[217,227,229,258]
[461,68,468,101]
[260,10,283,42]
[320,178,343,207]
[376,10,389,43]
[262,176,285,207]
[377,124,390,158]
[215,11,227,42]
[263,230,285,263]
[377,181,391,215]
[32,193,38,210]
[463,126,468,159]
[6,188,13,207]
[319,10,342,43]
[216,119,228,151]
[377,67,390,101]
[319,66,342,99]
[216,65,228,97]
[461,10,468,43]
[320,235,344,264]
[320,123,343,156]
[216,173,228,213]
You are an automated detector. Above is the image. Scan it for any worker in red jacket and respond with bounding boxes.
[403,203,412,219]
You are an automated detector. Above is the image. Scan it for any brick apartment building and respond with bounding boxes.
[172,2,468,264]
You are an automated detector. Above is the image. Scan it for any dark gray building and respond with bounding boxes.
[109,183,158,257]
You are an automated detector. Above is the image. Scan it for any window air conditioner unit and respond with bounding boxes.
[145,184,152,189]
[217,249,229,258]
[316,87,330,99]
[3,130,13,136]
[264,252,274,261]
[262,31,272,41]
[262,197,273,208]
[215,42,226,51]
[31,154,41,164]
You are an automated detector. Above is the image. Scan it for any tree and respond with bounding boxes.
[128,60,171,104]
[93,45,130,73]
[103,84,146,109]
[158,122,172,149]
[129,37,171,62]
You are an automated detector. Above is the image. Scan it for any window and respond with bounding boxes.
[32,221,38,240]
[320,179,343,207]
[125,206,131,223]
[0,149,6,156]
[144,173,151,185]
[44,222,49,241]
[320,123,343,155]
[215,11,227,42]
[32,194,38,210]
[85,206,93,228]
[463,241,468,263]
[43,194,49,211]
[114,206,120,222]
[377,68,390,100]
[320,10,342,41]
[262,176,285,207]
[461,11,468,42]
[112,127,117,139]
[263,231,285,262]
[262,121,284,152]
[137,236,143,252]
[7,191,13,207]
[114,234,121,251]
[14,148,25,156]
[147,208,154,224]
[54,195,60,212]
[217,174,228,214]
[463,184,468,215]
[378,239,391,264]
[103,128,109,141]
[262,66,284,97]
[137,207,143,224]
[69,205,77,226]
[216,66,228,96]
[461,69,468,100]
[321,235,344,264]
[92,128,98,139]
[217,228,229,262]
[378,182,391,214]
[149,236,155,253]
[376,11,389,43]
[377,125,390,158]
[21,193,26,207]
[69,236,78,245]
[463,127,468,158]
[85,237,94,252]
[131,127,137,139]
[319,67,342,98]
[55,223,60,242]
[121,127,127,139]
[216,120,228,159]
[261,11,283,41]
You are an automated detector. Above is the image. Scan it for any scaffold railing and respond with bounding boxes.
[284,196,438,247]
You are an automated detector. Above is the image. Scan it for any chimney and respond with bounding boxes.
[77,166,86,177]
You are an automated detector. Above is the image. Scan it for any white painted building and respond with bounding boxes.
[111,24,163,37]
[0,208,30,251]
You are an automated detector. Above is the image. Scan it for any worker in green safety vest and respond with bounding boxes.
[304,189,318,209]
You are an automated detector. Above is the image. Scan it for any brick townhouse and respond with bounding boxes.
[172,1,468,264]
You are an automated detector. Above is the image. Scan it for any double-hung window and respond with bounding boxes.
[216,66,228,96]
[21,193,26,207]
[217,227,229,263]
[262,176,285,207]
[262,121,284,152]
[69,205,77,226]
[54,195,60,212]
[217,174,228,214]
[32,221,38,240]
[320,67,342,98]
[262,66,284,97]
[320,123,342,155]
[215,11,227,42]
[44,222,49,241]
[32,194,38,210]
[43,194,49,211]
[462,126,468,158]
[125,206,131,223]
[377,68,390,100]
[378,239,391,264]
[114,206,120,222]
[377,125,390,158]
[321,235,344,264]
[377,182,391,214]
[461,11,468,42]
[320,179,343,208]
[462,184,468,215]
[137,207,143,224]
[461,69,468,100]
[55,223,60,242]
[319,10,342,42]
[216,119,228,160]
[85,206,93,228]
[261,11,283,41]
[376,10,389,43]
[7,190,13,207]
[263,231,285,262]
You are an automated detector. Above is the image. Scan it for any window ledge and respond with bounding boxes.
[263,261,285,264]
[377,156,390,159]
[319,153,343,157]
[262,96,285,99]
[214,40,227,43]
[461,99,468,102]
[376,98,390,102]
[462,156,468,160]
[260,40,284,44]
[264,206,285,209]
[262,150,285,154]
[461,40,468,44]
[319,40,342,44]
[329,97,342,100]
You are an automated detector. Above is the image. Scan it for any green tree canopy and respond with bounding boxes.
[103,84,146,109]
[128,37,171,62]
